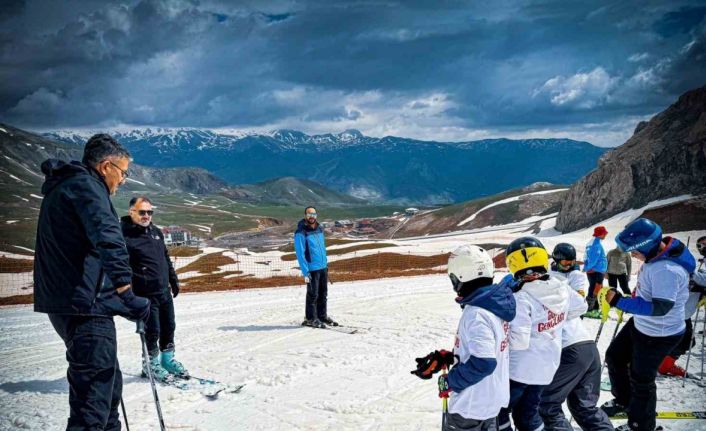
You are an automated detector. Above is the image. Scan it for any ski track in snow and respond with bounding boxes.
[1,274,705,430]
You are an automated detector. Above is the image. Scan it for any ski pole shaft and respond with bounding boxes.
[701,306,705,380]
[137,321,167,431]
[441,366,448,431]
[683,306,701,387]
[120,397,130,431]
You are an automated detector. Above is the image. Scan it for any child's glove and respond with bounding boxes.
[410,350,455,380]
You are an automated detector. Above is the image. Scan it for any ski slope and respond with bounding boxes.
[1,274,705,430]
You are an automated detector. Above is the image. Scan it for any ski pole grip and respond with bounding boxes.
[136,320,145,334]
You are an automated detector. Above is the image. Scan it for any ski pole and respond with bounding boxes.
[682,306,701,387]
[137,320,167,431]
[701,301,706,380]
[440,366,449,431]
[120,397,130,431]
[594,287,611,343]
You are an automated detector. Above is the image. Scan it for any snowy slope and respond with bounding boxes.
[1,274,705,430]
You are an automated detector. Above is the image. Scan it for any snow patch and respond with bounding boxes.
[458,188,567,226]
[29,194,43,200]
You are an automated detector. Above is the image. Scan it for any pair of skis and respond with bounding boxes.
[609,411,706,420]
[157,374,246,399]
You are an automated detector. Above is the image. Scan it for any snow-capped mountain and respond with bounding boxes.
[44,128,608,204]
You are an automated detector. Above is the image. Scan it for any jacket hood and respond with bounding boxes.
[40,159,91,195]
[521,276,569,314]
[297,218,320,232]
[458,279,517,321]
[650,237,696,274]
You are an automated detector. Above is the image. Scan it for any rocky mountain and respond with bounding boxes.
[556,85,706,232]
[46,128,607,204]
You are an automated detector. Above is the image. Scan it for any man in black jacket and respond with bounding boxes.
[34,134,150,431]
[122,196,185,381]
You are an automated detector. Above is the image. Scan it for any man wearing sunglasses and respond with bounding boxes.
[34,134,150,430]
[121,196,186,381]
[294,206,337,328]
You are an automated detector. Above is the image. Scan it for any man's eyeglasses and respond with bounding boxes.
[306,212,317,217]
[133,210,154,216]
[109,161,129,179]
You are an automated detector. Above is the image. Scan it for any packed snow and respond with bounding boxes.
[1,274,704,430]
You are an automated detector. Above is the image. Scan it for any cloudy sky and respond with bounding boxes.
[1,0,705,146]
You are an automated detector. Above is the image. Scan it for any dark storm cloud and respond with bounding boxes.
[1,0,705,146]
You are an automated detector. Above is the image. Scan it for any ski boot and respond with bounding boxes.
[161,346,188,377]
[600,398,627,417]
[582,309,603,319]
[143,353,173,382]
[658,355,686,377]
[302,318,326,328]
[320,316,339,327]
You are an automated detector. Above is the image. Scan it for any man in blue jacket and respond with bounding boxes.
[294,206,336,328]
[602,218,694,431]
[34,134,150,431]
[584,225,608,317]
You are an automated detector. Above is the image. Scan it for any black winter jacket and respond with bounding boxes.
[34,160,134,317]
[120,216,179,296]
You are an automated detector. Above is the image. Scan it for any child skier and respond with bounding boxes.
[539,243,613,430]
[498,237,586,431]
[411,245,516,431]
[602,218,695,431]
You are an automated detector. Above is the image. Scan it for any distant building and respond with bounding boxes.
[405,208,420,215]
[357,219,373,228]
[162,226,192,246]
[351,226,377,236]
[335,219,354,228]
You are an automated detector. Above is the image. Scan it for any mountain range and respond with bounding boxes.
[46,129,608,204]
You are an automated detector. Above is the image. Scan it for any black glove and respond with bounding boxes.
[118,288,150,322]
[410,350,455,380]
[171,282,180,298]
[607,288,622,307]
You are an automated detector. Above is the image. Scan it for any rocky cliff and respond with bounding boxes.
[555,86,706,232]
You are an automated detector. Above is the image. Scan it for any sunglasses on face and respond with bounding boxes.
[109,161,129,179]
[306,212,317,217]
[135,210,154,216]
[698,243,706,252]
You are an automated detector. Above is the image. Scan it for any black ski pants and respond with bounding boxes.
[668,318,694,359]
[539,341,613,431]
[305,268,328,321]
[49,314,122,431]
[586,272,605,310]
[605,318,682,431]
[498,380,546,431]
[144,290,176,355]
[445,414,497,431]
[607,273,630,295]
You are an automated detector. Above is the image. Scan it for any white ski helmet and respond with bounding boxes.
[447,245,494,293]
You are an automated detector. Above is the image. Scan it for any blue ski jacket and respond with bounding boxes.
[584,237,607,273]
[293,219,328,277]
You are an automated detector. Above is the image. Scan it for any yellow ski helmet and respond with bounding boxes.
[505,236,549,278]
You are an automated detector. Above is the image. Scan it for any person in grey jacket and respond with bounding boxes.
[606,247,632,295]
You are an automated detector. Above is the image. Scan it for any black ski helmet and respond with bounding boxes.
[552,243,576,261]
